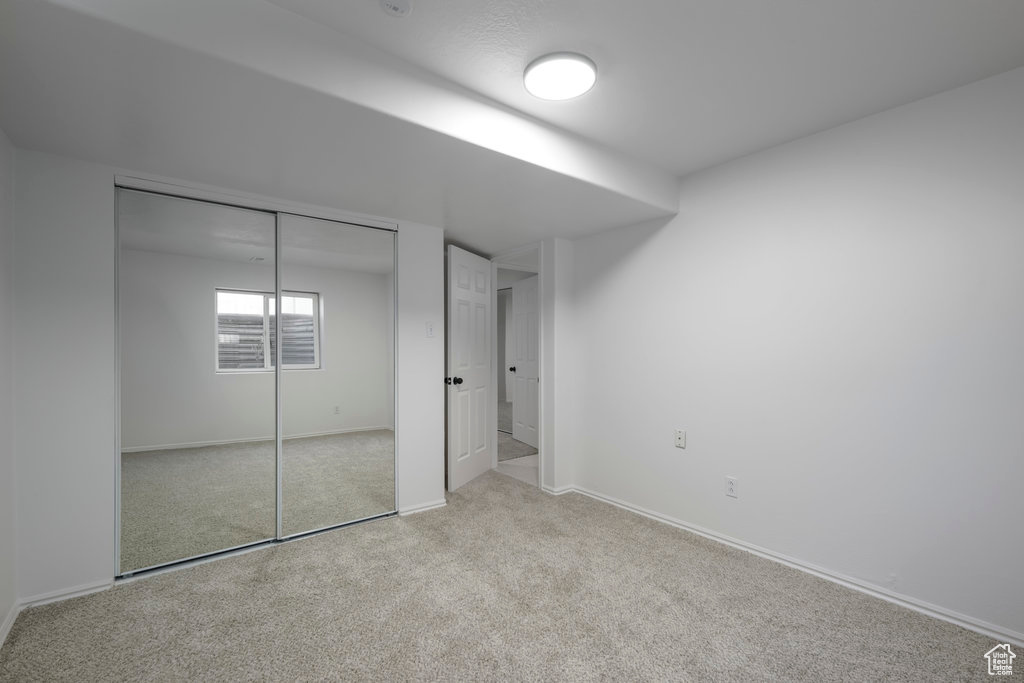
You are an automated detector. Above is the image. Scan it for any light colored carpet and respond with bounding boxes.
[497,400,512,433]
[1,471,995,681]
[121,431,394,572]
[495,454,538,487]
[497,430,537,462]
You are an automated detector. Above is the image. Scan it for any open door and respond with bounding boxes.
[447,246,492,491]
[511,275,539,448]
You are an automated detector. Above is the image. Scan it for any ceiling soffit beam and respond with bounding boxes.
[51,0,681,215]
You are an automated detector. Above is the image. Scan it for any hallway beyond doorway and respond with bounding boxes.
[496,430,538,487]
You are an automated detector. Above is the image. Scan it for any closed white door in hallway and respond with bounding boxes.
[511,274,538,448]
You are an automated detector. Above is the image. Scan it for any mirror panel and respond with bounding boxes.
[118,189,277,572]
[279,214,396,536]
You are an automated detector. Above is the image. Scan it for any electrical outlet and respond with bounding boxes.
[674,429,686,449]
[725,476,738,498]
[333,406,340,415]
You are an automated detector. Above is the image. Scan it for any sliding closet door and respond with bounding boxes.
[279,214,396,537]
[118,189,277,573]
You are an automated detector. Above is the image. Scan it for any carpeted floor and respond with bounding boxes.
[495,454,538,487]
[121,431,395,572]
[1,471,995,681]
[498,400,513,433]
[497,431,537,462]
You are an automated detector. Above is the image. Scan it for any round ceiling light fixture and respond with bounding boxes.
[523,52,596,101]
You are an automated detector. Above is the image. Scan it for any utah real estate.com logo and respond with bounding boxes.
[985,643,1016,676]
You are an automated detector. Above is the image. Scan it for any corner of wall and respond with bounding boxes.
[564,67,1024,639]
[0,127,18,647]
[541,237,577,492]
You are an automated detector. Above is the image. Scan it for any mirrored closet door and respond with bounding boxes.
[280,215,396,536]
[118,189,396,575]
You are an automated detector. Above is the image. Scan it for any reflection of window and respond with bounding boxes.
[216,289,320,371]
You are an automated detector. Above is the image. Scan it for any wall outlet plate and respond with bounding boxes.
[674,429,686,449]
[726,476,738,498]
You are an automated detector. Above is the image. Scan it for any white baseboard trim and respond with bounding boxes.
[122,426,394,453]
[399,499,447,516]
[541,484,574,496]
[0,600,18,649]
[572,485,1024,647]
[20,578,114,609]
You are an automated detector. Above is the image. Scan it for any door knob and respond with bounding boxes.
[445,377,452,385]
[453,377,464,385]
[509,366,516,372]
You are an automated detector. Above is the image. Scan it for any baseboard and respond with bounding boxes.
[0,599,19,649]
[1,580,115,645]
[398,499,447,516]
[541,484,574,496]
[19,578,114,609]
[122,426,394,453]
[572,485,1024,647]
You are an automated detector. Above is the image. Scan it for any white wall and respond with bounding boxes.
[11,150,445,600]
[569,66,1024,639]
[13,151,117,601]
[396,222,446,513]
[120,248,392,450]
[496,269,534,290]
[0,127,17,641]
[542,238,577,492]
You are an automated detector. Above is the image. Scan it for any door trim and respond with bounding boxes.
[114,173,398,232]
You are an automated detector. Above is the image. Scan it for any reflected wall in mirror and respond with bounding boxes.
[118,189,277,572]
[279,214,396,536]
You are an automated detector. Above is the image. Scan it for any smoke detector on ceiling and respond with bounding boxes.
[379,0,412,18]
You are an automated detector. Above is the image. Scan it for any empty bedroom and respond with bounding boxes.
[0,0,1022,680]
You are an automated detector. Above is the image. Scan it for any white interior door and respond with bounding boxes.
[447,246,492,491]
[511,275,539,448]
[504,292,515,404]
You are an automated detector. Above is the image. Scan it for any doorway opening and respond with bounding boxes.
[446,243,545,493]
[493,262,539,487]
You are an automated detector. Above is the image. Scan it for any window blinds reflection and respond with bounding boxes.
[216,290,320,370]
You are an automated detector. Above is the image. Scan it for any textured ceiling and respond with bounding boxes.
[3,0,1024,255]
[268,0,1024,176]
[0,0,674,255]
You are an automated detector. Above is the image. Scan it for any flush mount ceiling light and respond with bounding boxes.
[523,52,596,101]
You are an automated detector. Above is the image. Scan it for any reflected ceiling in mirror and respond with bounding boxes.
[281,214,394,274]
[118,190,395,274]
[118,189,275,264]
